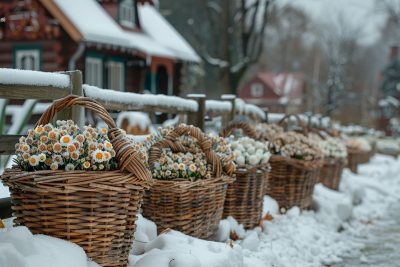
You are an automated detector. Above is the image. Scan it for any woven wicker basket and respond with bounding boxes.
[1,95,152,267]
[264,115,322,211]
[347,148,370,173]
[310,128,347,191]
[319,158,347,190]
[265,155,321,211]
[142,124,235,239]
[220,122,268,229]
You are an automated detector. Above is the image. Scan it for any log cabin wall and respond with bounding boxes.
[0,0,76,72]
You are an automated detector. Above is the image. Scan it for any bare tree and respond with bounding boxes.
[191,0,273,93]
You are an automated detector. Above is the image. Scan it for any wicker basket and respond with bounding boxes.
[319,158,347,190]
[1,95,152,267]
[220,122,268,229]
[311,128,347,191]
[266,155,321,211]
[142,124,235,239]
[347,148,370,173]
[263,115,322,211]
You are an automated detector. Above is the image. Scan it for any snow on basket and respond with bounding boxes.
[0,95,152,267]
[261,114,323,211]
[141,124,235,239]
[219,121,271,229]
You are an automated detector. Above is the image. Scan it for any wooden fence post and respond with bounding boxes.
[221,94,236,128]
[69,70,84,127]
[264,109,269,123]
[186,94,205,131]
[53,71,83,123]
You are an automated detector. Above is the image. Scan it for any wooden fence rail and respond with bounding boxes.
[0,68,267,218]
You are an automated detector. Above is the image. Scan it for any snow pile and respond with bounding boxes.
[0,68,70,88]
[2,154,400,267]
[83,85,198,112]
[128,154,400,267]
[130,226,243,267]
[0,226,99,267]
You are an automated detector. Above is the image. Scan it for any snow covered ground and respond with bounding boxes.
[1,154,399,267]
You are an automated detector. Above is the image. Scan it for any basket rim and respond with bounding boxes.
[270,154,323,170]
[235,164,270,173]
[150,174,235,191]
[1,167,151,192]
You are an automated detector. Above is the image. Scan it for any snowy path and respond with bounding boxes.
[1,154,400,267]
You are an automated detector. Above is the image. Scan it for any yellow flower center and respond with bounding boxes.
[96,153,103,160]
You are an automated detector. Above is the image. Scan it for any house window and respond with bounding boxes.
[251,83,264,97]
[107,61,125,91]
[119,0,136,28]
[85,57,103,87]
[15,49,40,70]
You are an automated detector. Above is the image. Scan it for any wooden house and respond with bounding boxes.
[0,0,200,96]
[238,71,306,113]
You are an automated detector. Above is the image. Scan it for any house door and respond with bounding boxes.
[156,65,168,95]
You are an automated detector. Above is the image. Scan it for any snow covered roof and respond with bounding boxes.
[52,0,199,62]
[138,4,200,62]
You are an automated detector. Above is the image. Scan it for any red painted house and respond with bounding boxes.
[0,0,200,95]
[238,72,306,113]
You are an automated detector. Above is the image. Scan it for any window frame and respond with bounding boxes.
[85,55,104,88]
[119,0,136,28]
[13,45,41,70]
[250,82,264,97]
[106,58,125,91]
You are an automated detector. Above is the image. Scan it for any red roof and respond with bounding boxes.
[238,71,305,109]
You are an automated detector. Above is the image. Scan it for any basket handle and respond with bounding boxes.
[220,121,257,139]
[149,124,233,177]
[36,95,152,183]
[278,114,308,135]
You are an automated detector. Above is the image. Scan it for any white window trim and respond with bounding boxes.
[85,57,103,88]
[107,60,125,91]
[251,83,264,97]
[119,0,135,28]
[15,49,40,70]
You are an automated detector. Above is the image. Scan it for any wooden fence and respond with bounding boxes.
[0,69,266,218]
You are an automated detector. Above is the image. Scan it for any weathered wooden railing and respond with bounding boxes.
[0,68,268,218]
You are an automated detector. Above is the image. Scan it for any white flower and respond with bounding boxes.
[65,163,75,171]
[92,149,105,163]
[38,153,46,162]
[60,134,73,146]
[236,155,245,165]
[249,155,259,165]
[29,155,40,166]
[50,162,58,171]
[247,146,255,154]
[261,153,271,164]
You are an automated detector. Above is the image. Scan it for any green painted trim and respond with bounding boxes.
[12,44,42,70]
[85,51,105,59]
